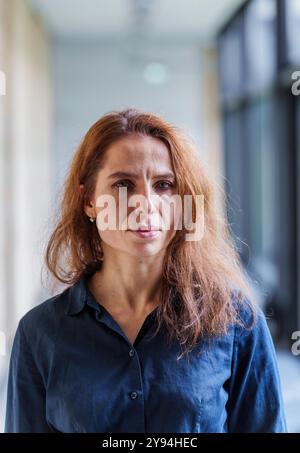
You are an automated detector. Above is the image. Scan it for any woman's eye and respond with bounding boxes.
[155,181,174,190]
[113,180,133,190]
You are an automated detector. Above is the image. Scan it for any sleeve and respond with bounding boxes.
[226,305,288,433]
[4,319,54,433]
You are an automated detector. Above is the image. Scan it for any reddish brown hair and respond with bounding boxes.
[45,108,257,358]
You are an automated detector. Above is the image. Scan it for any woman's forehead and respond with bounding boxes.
[103,135,173,170]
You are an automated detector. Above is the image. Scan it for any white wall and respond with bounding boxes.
[0,0,8,355]
[9,0,53,323]
[51,38,205,189]
[0,0,52,432]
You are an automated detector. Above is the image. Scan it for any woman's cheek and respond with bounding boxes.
[99,230,125,250]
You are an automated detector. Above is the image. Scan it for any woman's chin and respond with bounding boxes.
[125,241,166,258]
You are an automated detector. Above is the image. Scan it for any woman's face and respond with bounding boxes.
[85,134,178,258]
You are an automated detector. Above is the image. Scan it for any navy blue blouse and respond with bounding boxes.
[5,274,287,433]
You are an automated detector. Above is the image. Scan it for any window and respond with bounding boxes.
[285,0,300,65]
[244,0,277,94]
[218,0,298,339]
[219,14,245,105]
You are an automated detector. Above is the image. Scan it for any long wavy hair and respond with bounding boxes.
[45,108,258,358]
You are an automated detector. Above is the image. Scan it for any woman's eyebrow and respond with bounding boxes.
[108,171,175,180]
[108,171,139,179]
[153,173,175,180]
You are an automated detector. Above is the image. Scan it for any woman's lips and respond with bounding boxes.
[127,229,161,239]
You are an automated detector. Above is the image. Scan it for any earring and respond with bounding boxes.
[89,217,95,223]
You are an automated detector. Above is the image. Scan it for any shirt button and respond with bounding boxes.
[129,349,135,358]
[130,391,138,400]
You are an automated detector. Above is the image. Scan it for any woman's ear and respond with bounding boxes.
[80,184,96,219]
[84,199,96,219]
[84,203,95,219]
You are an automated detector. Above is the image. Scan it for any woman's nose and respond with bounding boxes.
[138,184,157,214]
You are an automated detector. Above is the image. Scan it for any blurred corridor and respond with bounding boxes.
[1,0,300,432]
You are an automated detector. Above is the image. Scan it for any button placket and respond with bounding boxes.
[129,348,135,358]
[130,391,138,400]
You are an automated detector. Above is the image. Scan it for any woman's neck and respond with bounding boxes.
[87,247,165,315]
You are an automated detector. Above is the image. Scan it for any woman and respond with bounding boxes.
[5,108,287,433]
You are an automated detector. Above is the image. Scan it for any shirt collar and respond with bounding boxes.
[65,273,180,317]
[65,273,102,316]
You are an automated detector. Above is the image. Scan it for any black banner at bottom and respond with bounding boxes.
[0,433,299,450]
